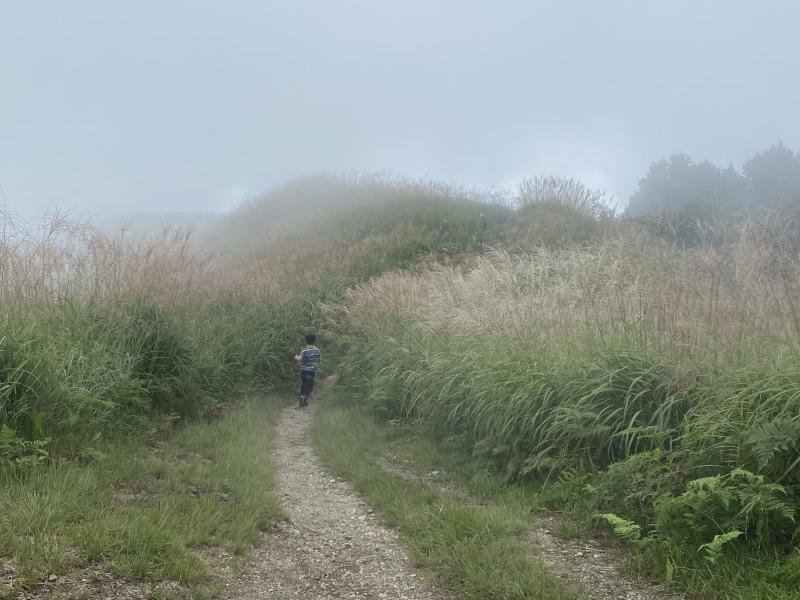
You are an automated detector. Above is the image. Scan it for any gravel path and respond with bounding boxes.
[214,396,452,600]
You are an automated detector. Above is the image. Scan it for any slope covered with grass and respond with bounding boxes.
[324,192,800,598]
[1,177,504,456]
[0,176,507,593]
[6,173,799,598]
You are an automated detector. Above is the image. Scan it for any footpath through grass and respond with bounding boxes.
[0,395,283,598]
[312,399,579,600]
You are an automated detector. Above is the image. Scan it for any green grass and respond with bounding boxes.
[311,400,578,600]
[328,299,800,595]
[318,394,800,600]
[0,395,283,597]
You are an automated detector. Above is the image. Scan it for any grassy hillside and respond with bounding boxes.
[1,179,504,453]
[0,177,506,594]
[0,212,304,594]
[324,200,800,598]
[4,174,799,598]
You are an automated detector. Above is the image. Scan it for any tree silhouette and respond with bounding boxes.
[742,142,800,209]
[627,154,745,217]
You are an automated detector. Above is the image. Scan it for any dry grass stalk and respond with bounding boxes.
[331,215,800,370]
[0,211,213,311]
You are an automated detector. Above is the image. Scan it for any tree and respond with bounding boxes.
[627,155,745,218]
[743,142,800,209]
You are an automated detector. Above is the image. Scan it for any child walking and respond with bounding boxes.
[293,334,321,407]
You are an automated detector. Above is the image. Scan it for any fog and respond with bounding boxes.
[2,1,799,219]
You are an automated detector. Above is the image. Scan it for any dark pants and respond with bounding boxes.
[300,370,316,397]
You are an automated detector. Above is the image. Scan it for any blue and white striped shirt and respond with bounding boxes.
[299,346,321,372]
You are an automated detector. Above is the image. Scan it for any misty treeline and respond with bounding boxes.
[628,142,800,221]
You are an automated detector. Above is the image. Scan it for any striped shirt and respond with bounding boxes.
[299,346,321,372]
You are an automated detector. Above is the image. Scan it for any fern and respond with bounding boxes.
[728,468,795,526]
[698,530,744,563]
[657,469,795,547]
[744,419,800,471]
[597,512,642,542]
[0,425,50,466]
[685,475,737,513]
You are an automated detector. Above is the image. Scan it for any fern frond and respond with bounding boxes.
[744,419,800,471]
[698,530,744,563]
[597,512,642,542]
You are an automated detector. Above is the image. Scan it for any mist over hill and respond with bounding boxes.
[98,211,223,237]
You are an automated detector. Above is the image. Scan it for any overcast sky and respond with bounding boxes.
[2,1,799,218]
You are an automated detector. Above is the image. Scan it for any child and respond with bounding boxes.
[293,334,321,407]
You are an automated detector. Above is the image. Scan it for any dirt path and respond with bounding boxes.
[530,516,684,600]
[213,396,451,600]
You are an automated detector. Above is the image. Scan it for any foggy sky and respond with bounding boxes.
[2,1,799,218]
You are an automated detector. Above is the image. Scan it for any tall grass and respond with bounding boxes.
[0,212,288,460]
[1,177,510,458]
[326,210,800,596]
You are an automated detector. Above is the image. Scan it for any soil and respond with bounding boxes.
[8,567,177,600]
